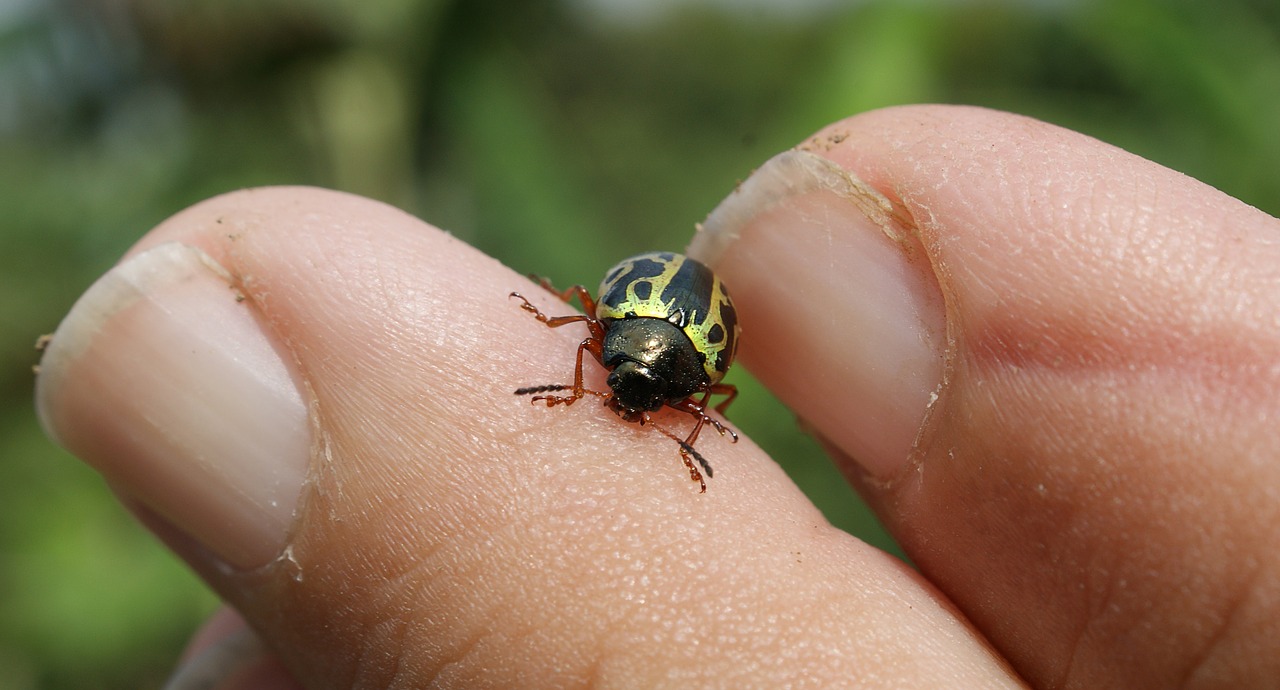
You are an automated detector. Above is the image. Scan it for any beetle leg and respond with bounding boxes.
[682,391,713,449]
[509,292,592,328]
[709,383,738,415]
[701,415,737,443]
[557,284,598,315]
[699,384,739,442]
[705,383,738,443]
[642,414,709,492]
[680,444,709,494]
[509,292,607,341]
[667,389,739,449]
[529,337,605,406]
[525,278,600,316]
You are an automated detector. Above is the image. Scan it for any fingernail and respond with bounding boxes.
[689,149,946,479]
[35,243,309,568]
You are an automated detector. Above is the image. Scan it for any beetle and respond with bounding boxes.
[510,251,740,492]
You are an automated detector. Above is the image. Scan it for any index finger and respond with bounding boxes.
[37,186,1021,686]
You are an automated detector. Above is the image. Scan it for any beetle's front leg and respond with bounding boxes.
[668,389,738,449]
[529,337,605,406]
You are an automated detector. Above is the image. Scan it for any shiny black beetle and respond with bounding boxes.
[510,251,740,491]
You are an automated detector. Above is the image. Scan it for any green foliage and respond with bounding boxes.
[2,0,1277,686]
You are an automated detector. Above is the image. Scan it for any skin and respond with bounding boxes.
[42,106,1280,688]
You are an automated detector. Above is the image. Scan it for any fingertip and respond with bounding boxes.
[35,241,310,569]
[690,148,947,480]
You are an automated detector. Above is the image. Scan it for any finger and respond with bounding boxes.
[690,105,1280,688]
[36,187,1023,687]
[166,607,301,690]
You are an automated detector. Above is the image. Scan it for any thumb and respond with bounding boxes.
[690,105,1280,688]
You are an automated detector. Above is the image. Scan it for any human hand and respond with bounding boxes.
[36,105,1280,688]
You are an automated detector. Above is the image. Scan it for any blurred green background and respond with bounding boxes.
[2,0,1278,686]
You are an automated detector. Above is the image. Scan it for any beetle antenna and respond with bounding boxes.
[515,384,571,395]
[680,441,713,478]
